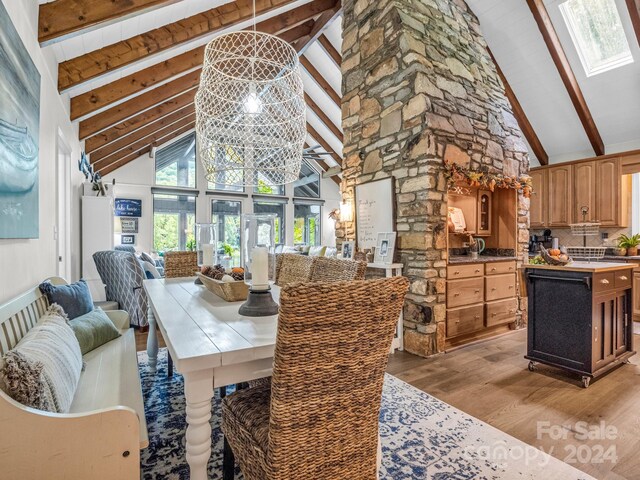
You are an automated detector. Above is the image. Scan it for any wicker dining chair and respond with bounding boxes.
[163,251,198,278]
[310,256,367,282]
[274,253,315,286]
[221,276,409,480]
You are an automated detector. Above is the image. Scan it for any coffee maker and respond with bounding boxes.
[529,229,553,254]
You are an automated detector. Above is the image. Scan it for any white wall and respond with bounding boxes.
[102,134,341,252]
[0,0,83,304]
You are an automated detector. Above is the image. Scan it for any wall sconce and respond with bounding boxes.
[340,202,353,222]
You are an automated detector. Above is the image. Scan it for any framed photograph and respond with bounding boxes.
[342,241,355,260]
[354,177,395,249]
[120,217,138,234]
[374,232,396,264]
[121,234,136,245]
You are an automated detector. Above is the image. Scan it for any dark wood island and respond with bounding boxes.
[525,262,637,387]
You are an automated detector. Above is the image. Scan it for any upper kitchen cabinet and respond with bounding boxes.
[530,157,629,229]
[573,161,596,222]
[548,165,572,227]
[530,169,547,228]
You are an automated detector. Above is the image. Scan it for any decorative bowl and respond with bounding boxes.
[196,273,249,302]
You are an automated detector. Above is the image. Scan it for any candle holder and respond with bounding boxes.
[238,214,278,316]
[194,223,217,285]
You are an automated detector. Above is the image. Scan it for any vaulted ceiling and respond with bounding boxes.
[38,0,344,183]
[39,0,640,175]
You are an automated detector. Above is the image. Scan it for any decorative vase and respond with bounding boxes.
[614,247,627,256]
[627,247,638,256]
[195,223,217,267]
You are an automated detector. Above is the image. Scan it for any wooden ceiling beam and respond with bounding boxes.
[307,123,341,166]
[527,0,604,156]
[84,90,196,148]
[93,117,195,169]
[58,0,337,92]
[488,49,548,166]
[79,70,200,139]
[98,122,195,176]
[90,112,196,164]
[39,0,185,45]
[318,34,341,66]
[70,6,322,120]
[626,0,640,48]
[292,3,341,54]
[305,93,342,142]
[85,104,194,153]
[300,56,340,107]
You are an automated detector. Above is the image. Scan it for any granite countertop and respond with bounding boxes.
[526,262,638,273]
[448,255,517,264]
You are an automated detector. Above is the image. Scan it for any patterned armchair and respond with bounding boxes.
[93,250,148,327]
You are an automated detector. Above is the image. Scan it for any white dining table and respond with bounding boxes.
[144,277,280,480]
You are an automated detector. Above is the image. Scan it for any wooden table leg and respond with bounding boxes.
[184,369,214,480]
[146,305,158,374]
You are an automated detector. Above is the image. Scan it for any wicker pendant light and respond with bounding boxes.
[195,30,307,187]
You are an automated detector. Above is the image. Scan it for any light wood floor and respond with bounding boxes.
[135,327,640,480]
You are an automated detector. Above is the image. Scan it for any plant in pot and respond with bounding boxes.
[221,243,235,268]
[617,234,640,256]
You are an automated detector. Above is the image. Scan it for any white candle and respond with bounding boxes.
[202,244,214,266]
[251,246,269,290]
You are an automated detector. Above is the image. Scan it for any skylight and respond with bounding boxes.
[559,0,634,76]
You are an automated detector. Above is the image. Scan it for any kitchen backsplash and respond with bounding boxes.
[531,227,632,248]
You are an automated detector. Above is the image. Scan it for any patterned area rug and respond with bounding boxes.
[139,349,593,480]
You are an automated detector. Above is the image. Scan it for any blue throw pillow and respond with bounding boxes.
[39,280,94,320]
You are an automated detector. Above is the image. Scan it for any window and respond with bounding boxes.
[559,0,633,76]
[153,194,196,251]
[212,199,242,266]
[253,201,285,245]
[253,171,285,196]
[155,133,197,188]
[293,161,320,198]
[294,203,321,246]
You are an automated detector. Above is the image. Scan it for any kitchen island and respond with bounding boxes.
[525,262,637,387]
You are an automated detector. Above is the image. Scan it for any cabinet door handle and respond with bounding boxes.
[454,293,460,297]
[509,285,514,289]
[475,269,481,273]
[474,315,480,319]
[619,276,628,281]
[600,279,610,285]
[491,267,497,272]
[509,309,515,314]
[474,289,480,294]
[454,271,460,275]
[491,312,497,316]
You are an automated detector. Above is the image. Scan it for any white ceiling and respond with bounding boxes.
[467,0,640,166]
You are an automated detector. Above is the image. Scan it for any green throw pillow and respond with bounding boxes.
[68,308,121,355]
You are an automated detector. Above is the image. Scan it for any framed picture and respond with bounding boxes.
[121,234,136,245]
[114,198,142,217]
[0,2,41,239]
[354,177,395,249]
[342,241,355,260]
[374,232,396,264]
[120,217,138,234]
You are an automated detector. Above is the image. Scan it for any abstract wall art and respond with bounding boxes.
[0,1,41,238]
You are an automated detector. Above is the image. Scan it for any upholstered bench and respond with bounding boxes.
[0,277,147,480]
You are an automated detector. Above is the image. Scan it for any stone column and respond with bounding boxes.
[340,0,530,357]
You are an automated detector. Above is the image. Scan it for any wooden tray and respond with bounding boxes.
[196,273,249,302]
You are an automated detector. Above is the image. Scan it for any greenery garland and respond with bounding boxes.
[443,161,533,198]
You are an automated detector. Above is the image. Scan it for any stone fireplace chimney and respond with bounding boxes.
[338,0,530,357]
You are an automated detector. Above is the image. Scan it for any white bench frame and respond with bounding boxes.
[0,277,146,480]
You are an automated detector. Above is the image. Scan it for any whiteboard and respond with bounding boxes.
[355,177,395,249]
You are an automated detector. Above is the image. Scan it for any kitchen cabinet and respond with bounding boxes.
[525,263,635,387]
[572,161,596,222]
[548,165,572,226]
[446,260,517,348]
[530,157,629,228]
[597,159,623,226]
[633,271,640,320]
[530,169,546,228]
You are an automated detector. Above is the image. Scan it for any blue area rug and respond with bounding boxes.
[138,349,593,479]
